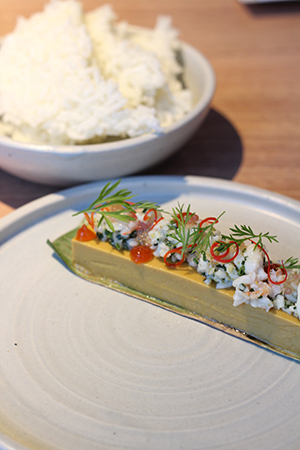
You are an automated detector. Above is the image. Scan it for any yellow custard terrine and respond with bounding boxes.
[72,237,300,359]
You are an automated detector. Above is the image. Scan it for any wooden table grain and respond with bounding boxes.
[0,0,299,219]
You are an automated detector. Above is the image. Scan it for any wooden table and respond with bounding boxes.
[0,0,299,219]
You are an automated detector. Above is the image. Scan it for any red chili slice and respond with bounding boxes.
[249,240,287,285]
[210,241,239,263]
[267,259,288,285]
[163,247,185,267]
[144,208,158,222]
[199,217,218,228]
[174,212,199,227]
[269,260,288,285]
[150,216,164,230]
[84,212,95,228]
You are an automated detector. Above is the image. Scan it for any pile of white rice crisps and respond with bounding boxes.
[0,0,192,145]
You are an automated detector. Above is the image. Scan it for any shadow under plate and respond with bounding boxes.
[142,108,243,180]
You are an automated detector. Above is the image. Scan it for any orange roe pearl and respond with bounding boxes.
[75,224,96,242]
[130,245,153,264]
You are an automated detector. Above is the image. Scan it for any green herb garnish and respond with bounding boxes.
[73,180,161,231]
[280,257,300,270]
[168,207,225,257]
[191,211,225,255]
[221,225,300,269]
[221,224,278,249]
[167,203,197,257]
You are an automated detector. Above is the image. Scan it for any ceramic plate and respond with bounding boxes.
[0,175,300,450]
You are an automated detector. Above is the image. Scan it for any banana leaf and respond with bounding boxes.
[47,230,300,362]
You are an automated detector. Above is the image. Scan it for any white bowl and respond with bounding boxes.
[0,42,215,186]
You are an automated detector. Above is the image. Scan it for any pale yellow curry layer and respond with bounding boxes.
[72,237,300,358]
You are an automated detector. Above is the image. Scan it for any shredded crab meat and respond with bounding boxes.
[80,196,300,320]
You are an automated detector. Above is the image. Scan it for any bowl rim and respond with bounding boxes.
[0,40,216,155]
